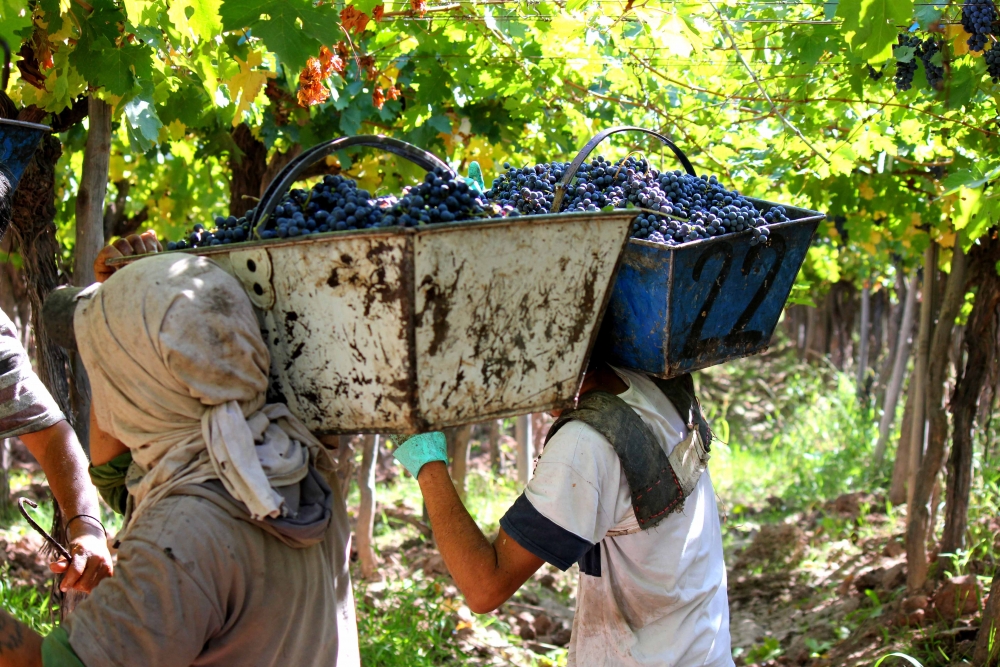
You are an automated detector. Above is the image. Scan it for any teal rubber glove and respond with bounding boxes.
[390,432,448,478]
[464,161,485,194]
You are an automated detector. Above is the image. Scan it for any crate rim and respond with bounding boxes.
[109,209,642,267]
[626,202,824,252]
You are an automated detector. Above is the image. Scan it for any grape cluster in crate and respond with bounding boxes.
[163,155,789,250]
[486,154,789,246]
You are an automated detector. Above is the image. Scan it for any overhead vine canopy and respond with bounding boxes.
[1,0,998,288]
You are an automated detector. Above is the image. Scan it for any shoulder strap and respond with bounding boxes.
[546,391,684,530]
[649,374,712,450]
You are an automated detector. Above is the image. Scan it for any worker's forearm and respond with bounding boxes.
[0,607,42,667]
[417,462,503,603]
[20,421,100,527]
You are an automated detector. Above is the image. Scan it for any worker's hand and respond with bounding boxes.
[94,230,162,283]
[50,521,114,593]
[390,432,448,478]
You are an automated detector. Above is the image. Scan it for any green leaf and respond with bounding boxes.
[427,114,452,133]
[124,92,162,152]
[893,44,915,63]
[220,0,341,71]
[0,0,32,48]
[914,0,946,28]
[352,0,382,15]
[168,0,223,41]
[843,0,913,62]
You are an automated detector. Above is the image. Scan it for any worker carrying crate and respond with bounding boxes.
[389,127,820,667]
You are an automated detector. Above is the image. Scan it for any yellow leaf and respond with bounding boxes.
[166,119,187,141]
[109,154,126,182]
[859,181,875,200]
[222,50,275,128]
[910,212,922,227]
[658,15,694,57]
[937,231,956,248]
[946,23,971,57]
[157,195,176,216]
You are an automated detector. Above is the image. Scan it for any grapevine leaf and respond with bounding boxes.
[220,0,340,71]
[0,0,32,47]
[168,0,223,42]
[71,34,151,95]
[845,0,913,62]
[124,90,163,152]
[122,0,150,21]
[352,0,382,15]
[222,49,275,127]
[893,45,915,63]
[914,0,946,28]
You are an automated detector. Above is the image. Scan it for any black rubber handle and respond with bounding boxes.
[551,126,696,213]
[0,38,10,93]
[252,135,455,237]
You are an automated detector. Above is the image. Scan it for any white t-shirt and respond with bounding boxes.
[499,368,732,667]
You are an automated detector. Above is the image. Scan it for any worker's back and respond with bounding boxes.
[61,481,358,667]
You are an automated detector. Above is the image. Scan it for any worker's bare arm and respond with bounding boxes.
[20,420,113,593]
[417,461,544,613]
[0,608,42,667]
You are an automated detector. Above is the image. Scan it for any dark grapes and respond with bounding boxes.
[486,155,788,247]
[867,64,886,81]
[963,0,997,52]
[986,44,1000,82]
[165,169,491,247]
[894,34,922,91]
[919,38,945,90]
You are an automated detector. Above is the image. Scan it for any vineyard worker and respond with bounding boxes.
[0,252,360,667]
[393,363,732,666]
[0,179,112,594]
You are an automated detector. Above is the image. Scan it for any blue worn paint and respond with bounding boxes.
[603,202,823,378]
[0,119,50,188]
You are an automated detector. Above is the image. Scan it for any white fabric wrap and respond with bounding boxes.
[75,253,323,523]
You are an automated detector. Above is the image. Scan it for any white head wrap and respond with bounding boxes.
[75,253,324,523]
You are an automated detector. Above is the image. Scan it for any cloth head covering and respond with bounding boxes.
[75,253,329,526]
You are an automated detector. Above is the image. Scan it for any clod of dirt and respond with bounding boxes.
[539,573,557,591]
[828,492,879,518]
[882,539,905,558]
[735,523,807,571]
[551,626,572,646]
[534,612,554,636]
[880,562,906,591]
[902,595,929,613]
[932,575,983,622]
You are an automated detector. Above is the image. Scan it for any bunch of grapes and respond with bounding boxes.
[986,44,1000,82]
[894,34,923,91]
[166,169,491,247]
[166,213,253,250]
[487,162,569,215]
[919,38,946,90]
[962,0,997,52]
[486,154,788,247]
[867,64,886,81]
[378,167,490,227]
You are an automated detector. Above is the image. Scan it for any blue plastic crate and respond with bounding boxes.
[601,199,823,378]
[0,119,50,187]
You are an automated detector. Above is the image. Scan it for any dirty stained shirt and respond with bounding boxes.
[500,368,732,667]
[60,489,359,667]
[0,308,64,438]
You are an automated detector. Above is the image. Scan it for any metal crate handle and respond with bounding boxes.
[252,135,455,238]
[551,126,696,213]
[1,37,10,92]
